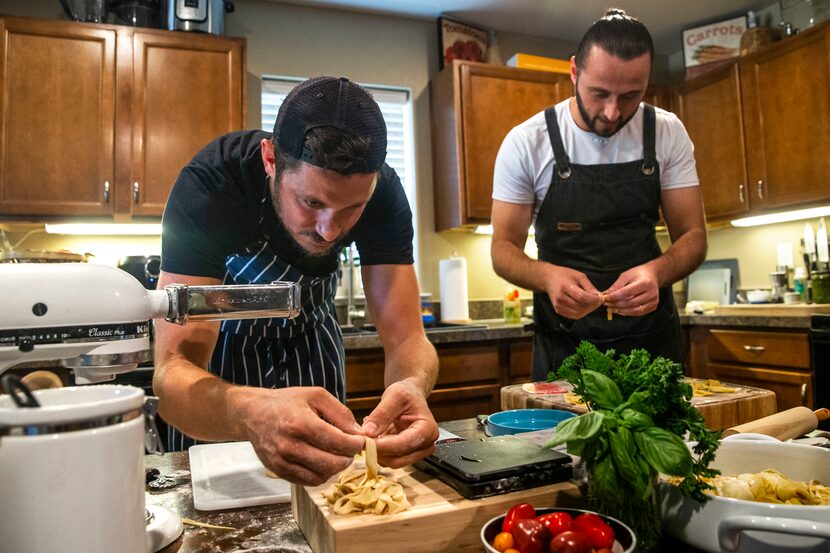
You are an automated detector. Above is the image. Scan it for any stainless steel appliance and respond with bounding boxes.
[165,0,234,35]
[811,313,830,429]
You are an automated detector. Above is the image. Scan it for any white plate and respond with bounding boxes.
[189,441,291,511]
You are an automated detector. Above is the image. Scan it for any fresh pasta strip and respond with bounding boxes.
[181,517,236,530]
[689,378,738,396]
[564,392,585,406]
[321,437,411,515]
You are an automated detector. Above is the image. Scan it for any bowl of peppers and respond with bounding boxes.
[481,503,636,553]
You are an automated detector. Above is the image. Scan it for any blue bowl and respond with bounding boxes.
[486,408,577,436]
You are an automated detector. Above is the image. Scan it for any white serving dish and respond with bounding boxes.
[661,440,830,553]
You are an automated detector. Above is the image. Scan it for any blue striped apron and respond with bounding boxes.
[167,179,345,452]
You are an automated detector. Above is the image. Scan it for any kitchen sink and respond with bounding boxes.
[340,321,488,335]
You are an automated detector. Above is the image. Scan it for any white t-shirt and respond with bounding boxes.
[492,99,699,220]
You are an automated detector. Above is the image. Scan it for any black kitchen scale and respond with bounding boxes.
[414,435,573,499]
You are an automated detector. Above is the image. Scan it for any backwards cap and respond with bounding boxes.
[273,76,387,174]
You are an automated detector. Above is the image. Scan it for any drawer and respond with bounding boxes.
[433,342,501,386]
[509,339,532,380]
[706,329,809,369]
[346,384,501,423]
[345,341,502,395]
[345,349,385,394]
[709,363,813,410]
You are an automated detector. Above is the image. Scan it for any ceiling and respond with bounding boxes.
[269,0,776,55]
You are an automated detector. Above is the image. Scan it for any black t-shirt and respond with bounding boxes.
[161,130,414,279]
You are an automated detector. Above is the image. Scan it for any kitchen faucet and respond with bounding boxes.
[344,245,365,326]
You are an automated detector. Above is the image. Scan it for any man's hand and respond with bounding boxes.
[238,386,366,486]
[601,263,660,316]
[544,264,604,320]
[360,378,439,468]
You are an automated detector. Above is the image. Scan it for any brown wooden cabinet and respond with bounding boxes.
[687,326,813,411]
[128,30,245,216]
[675,64,749,220]
[740,24,830,212]
[674,22,830,222]
[430,61,572,230]
[345,336,532,422]
[643,84,673,112]
[0,16,246,219]
[0,18,117,216]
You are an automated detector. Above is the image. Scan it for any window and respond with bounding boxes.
[261,77,417,262]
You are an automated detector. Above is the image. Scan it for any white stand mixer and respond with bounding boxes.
[0,263,301,553]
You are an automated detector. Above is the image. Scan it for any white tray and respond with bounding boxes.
[189,441,291,511]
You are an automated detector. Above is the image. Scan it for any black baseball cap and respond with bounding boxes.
[273,76,387,174]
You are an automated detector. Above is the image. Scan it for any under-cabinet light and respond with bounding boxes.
[473,225,535,236]
[44,223,162,235]
[730,206,830,227]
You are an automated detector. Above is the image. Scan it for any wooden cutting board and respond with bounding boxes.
[291,464,583,553]
[501,379,777,431]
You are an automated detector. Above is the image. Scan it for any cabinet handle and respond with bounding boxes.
[742,345,765,353]
[801,383,807,403]
[756,179,764,200]
[738,183,745,203]
[133,181,140,204]
[103,180,110,203]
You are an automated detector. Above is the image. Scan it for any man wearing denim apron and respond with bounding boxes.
[154,76,438,486]
[491,10,707,382]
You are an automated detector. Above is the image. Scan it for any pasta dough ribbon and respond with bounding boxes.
[321,437,411,515]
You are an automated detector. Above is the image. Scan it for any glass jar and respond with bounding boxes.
[813,271,830,304]
[503,286,522,323]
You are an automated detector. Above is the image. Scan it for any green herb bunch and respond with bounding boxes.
[543,341,721,551]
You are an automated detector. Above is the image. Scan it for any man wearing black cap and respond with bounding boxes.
[153,76,439,485]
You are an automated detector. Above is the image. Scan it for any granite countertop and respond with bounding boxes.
[145,418,702,553]
[343,310,815,352]
[342,318,533,350]
[144,420,490,553]
[679,313,812,329]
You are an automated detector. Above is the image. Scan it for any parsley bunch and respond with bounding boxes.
[544,341,721,551]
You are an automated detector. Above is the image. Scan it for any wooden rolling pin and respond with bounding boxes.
[721,407,830,441]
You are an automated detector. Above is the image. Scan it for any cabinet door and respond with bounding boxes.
[459,63,571,223]
[708,363,813,410]
[643,84,672,112]
[0,19,115,216]
[675,64,749,220]
[740,26,830,210]
[129,31,245,216]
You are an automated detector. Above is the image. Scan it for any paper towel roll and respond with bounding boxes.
[439,256,470,322]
